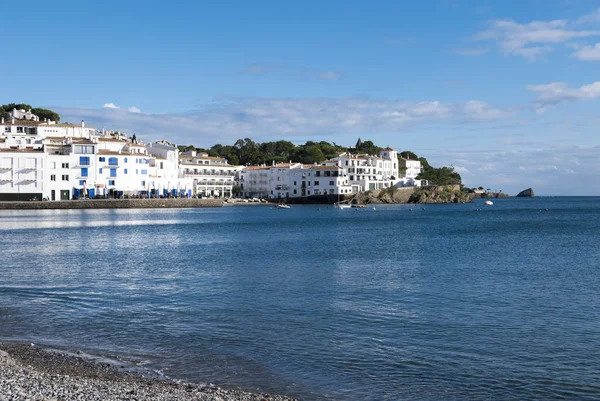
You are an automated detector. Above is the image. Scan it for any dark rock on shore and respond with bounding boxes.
[516,188,535,197]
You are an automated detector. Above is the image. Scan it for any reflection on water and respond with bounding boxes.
[1,199,600,401]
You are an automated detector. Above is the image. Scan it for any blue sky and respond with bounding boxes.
[3,0,600,195]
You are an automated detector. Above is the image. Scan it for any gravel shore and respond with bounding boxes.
[0,343,298,401]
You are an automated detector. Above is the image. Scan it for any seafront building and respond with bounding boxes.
[0,108,423,201]
[240,148,423,200]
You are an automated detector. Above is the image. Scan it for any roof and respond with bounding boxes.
[179,162,233,167]
[382,147,395,151]
[97,150,126,156]
[98,137,126,143]
[308,165,343,170]
[179,155,226,161]
[244,166,269,170]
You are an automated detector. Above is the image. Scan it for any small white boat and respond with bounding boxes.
[485,200,494,206]
[275,204,290,209]
[335,203,351,209]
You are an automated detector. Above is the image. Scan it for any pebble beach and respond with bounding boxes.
[0,343,298,401]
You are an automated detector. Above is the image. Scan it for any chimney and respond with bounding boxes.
[1,117,3,124]
[12,117,15,124]
[81,120,85,128]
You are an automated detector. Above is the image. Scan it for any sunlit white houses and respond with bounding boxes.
[239,162,353,199]
[146,140,182,197]
[398,158,424,187]
[9,108,39,122]
[179,150,238,198]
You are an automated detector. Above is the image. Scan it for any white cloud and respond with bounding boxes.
[53,96,512,146]
[127,106,142,113]
[527,81,600,112]
[572,43,600,60]
[463,100,514,120]
[318,71,342,80]
[102,103,119,109]
[576,8,600,25]
[474,17,600,60]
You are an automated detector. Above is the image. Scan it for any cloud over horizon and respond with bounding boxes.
[53,96,512,146]
[473,11,600,60]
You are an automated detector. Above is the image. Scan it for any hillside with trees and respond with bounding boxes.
[178,137,462,186]
[0,103,61,122]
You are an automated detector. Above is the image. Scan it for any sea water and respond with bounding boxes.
[1,198,599,400]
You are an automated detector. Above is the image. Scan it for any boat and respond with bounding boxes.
[275,203,290,209]
[485,200,493,206]
[335,202,351,209]
[351,204,367,209]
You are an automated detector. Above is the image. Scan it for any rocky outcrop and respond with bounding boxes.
[476,192,511,199]
[516,188,535,197]
[408,185,474,204]
[353,187,415,204]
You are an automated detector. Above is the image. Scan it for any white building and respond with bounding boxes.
[9,108,40,122]
[239,147,422,201]
[179,150,239,198]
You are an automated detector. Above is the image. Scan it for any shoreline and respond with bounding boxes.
[0,342,298,401]
[0,198,223,210]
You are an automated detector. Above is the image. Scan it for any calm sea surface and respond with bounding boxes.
[1,198,599,400]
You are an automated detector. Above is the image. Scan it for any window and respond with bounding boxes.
[50,162,56,169]
[99,168,103,174]
[79,156,90,166]
[141,169,147,175]
[17,127,23,133]
[62,175,69,181]
[50,175,56,181]
[79,180,86,186]
[314,181,319,186]
[293,189,297,194]
[81,168,88,177]
[345,161,348,166]
[160,162,164,169]
[294,181,297,185]
[315,171,321,177]
[4,127,10,132]
[75,145,94,154]
[136,169,138,175]
[141,180,146,187]
[108,180,115,186]
[124,169,128,174]
[124,157,128,163]
[330,181,334,185]
[62,163,69,169]
[108,157,118,166]
[350,175,354,180]
[110,168,117,177]
[99,157,105,162]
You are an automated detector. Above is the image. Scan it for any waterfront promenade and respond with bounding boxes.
[0,198,223,210]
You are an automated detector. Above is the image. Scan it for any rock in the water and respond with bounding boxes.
[516,188,534,197]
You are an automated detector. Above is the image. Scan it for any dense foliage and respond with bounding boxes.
[0,103,60,122]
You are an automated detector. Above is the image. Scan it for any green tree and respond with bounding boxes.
[31,108,60,122]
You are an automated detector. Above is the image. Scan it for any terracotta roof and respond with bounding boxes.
[245,166,269,170]
[382,147,395,151]
[179,162,234,167]
[179,155,226,161]
[98,137,126,143]
[308,165,342,170]
[97,150,126,155]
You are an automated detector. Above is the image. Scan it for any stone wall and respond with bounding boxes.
[0,198,223,210]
